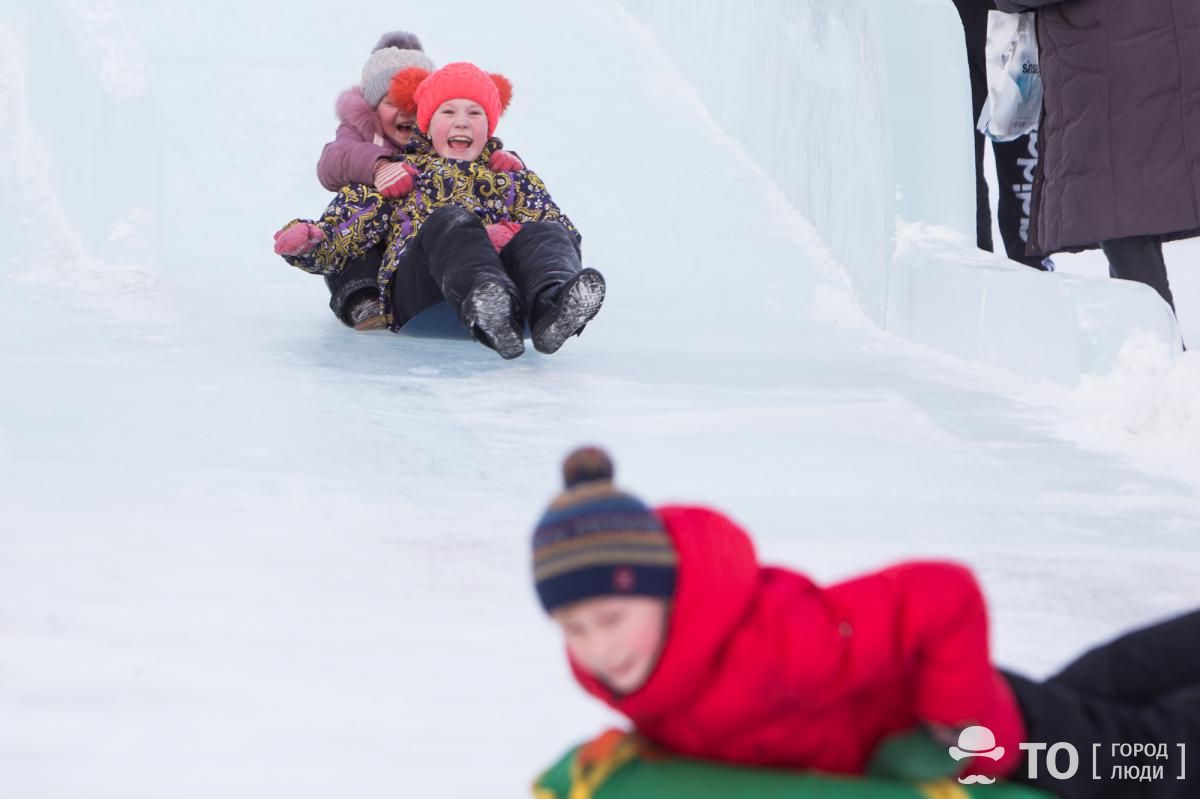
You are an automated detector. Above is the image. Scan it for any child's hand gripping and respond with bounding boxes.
[273,223,325,256]
[373,161,420,199]
[485,221,522,253]
[488,150,524,172]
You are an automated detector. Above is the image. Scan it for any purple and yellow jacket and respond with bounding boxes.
[281,151,579,327]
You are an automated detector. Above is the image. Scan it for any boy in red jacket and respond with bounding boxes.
[532,447,1200,798]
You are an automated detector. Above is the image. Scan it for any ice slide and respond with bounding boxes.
[1,1,1196,797]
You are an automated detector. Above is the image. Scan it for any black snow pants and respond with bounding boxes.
[951,0,1046,269]
[324,243,384,326]
[388,205,584,330]
[1100,235,1178,314]
[1003,610,1200,799]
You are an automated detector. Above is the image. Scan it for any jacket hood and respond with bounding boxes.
[335,86,386,142]
[570,504,760,720]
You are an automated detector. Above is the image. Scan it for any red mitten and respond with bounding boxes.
[488,150,524,172]
[273,223,325,256]
[485,221,522,253]
[374,161,419,198]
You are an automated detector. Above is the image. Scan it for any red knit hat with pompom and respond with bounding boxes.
[404,62,512,138]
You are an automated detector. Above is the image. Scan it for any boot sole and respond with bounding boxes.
[532,269,606,354]
[465,281,525,360]
[352,314,389,331]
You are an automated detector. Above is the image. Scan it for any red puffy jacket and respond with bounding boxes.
[568,505,1026,778]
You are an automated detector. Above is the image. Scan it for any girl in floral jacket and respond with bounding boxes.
[275,62,604,359]
[280,31,524,331]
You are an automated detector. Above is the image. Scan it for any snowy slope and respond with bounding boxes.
[1,2,1198,797]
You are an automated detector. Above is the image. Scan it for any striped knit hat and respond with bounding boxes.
[532,447,678,613]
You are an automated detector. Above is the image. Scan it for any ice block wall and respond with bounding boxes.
[7,2,157,273]
[620,0,896,322]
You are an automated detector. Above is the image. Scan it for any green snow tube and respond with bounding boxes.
[533,731,1054,799]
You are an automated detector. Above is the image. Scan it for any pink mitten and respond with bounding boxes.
[375,161,419,198]
[488,150,524,172]
[485,221,522,253]
[273,223,325,256]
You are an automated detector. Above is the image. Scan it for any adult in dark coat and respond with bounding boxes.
[995,0,1200,314]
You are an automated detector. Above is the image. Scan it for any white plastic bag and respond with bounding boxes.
[976,10,1042,142]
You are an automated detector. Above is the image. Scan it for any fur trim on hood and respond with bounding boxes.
[335,87,386,142]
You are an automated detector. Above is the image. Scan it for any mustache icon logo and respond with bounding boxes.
[948,725,1006,784]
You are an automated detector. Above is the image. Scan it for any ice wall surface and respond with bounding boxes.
[623,0,894,320]
[7,3,156,274]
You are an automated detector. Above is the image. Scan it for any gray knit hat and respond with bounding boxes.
[361,32,435,108]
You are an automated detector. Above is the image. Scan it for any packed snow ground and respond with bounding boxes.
[1,2,1197,797]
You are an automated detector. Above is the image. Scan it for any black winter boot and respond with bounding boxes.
[463,279,525,359]
[530,268,606,354]
[326,244,385,327]
[498,221,603,354]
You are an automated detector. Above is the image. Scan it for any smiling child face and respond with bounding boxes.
[552,595,668,695]
[376,97,417,148]
[428,98,489,161]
